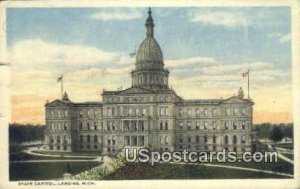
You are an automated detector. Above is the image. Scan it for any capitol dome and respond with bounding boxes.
[136,8,164,65]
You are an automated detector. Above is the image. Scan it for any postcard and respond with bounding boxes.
[0,0,299,189]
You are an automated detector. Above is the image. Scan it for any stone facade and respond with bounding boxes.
[44,8,254,154]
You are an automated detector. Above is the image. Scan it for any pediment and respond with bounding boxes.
[118,87,154,94]
[221,96,252,104]
[45,99,72,107]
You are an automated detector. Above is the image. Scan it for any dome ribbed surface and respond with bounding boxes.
[136,37,163,64]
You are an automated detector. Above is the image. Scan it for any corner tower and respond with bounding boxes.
[131,8,169,89]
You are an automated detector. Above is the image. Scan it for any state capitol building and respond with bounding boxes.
[44,8,254,155]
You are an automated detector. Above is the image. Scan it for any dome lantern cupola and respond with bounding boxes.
[131,8,169,90]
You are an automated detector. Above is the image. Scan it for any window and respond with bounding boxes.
[224,135,228,144]
[179,122,183,130]
[165,136,169,145]
[112,122,116,130]
[94,135,98,142]
[107,108,112,117]
[80,135,83,142]
[125,136,130,146]
[94,122,98,130]
[234,108,238,116]
[179,136,183,143]
[142,108,147,115]
[160,122,163,130]
[80,110,83,118]
[225,121,229,130]
[196,109,200,116]
[87,122,90,130]
[204,122,208,129]
[188,136,191,143]
[212,109,217,116]
[57,110,62,118]
[107,122,111,131]
[51,111,55,118]
[213,136,216,144]
[242,122,246,130]
[187,122,191,130]
[196,122,200,130]
[204,135,207,143]
[233,122,237,130]
[179,109,183,117]
[187,109,191,116]
[212,122,216,130]
[79,122,83,130]
[108,139,111,145]
[139,136,145,146]
[242,107,246,115]
[241,135,246,144]
[87,135,90,143]
[233,135,237,144]
[87,110,91,117]
[204,109,208,116]
[64,110,68,117]
[165,122,168,130]
[225,108,230,116]
[196,135,200,143]
[64,122,68,130]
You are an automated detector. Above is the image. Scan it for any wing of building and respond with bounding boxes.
[44,8,254,154]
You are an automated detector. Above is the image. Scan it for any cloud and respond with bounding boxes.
[89,9,142,21]
[8,39,122,71]
[279,32,291,43]
[268,32,291,43]
[165,56,218,69]
[190,11,249,28]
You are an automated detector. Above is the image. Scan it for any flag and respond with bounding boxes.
[57,75,63,82]
[242,71,249,77]
[129,52,136,58]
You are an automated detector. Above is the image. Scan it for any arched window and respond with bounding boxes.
[224,135,229,144]
[241,135,246,144]
[50,136,54,143]
[57,136,61,143]
[165,136,169,145]
[213,135,216,144]
[233,135,237,144]
[233,122,237,130]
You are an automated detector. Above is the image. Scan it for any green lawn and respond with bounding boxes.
[104,163,290,180]
[282,153,294,160]
[10,161,101,180]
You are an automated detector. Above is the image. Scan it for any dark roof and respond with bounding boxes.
[73,102,103,107]
[177,99,223,105]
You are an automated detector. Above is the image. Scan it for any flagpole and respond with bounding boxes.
[61,77,64,99]
[247,69,250,99]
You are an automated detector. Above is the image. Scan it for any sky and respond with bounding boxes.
[7,7,292,124]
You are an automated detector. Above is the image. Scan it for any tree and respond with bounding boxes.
[284,124,293,143]
[269,126,284,145]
